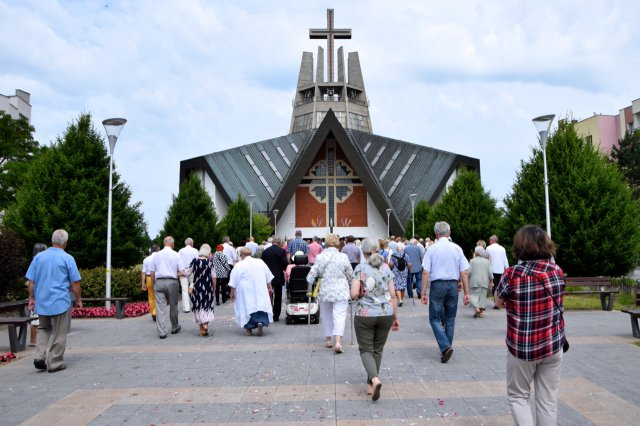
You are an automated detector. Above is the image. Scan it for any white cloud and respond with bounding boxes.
[2,0,639,237]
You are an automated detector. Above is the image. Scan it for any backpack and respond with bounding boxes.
[392,254,406,272]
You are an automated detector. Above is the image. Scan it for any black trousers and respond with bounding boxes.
[492,273,502,295]
[272,283,283,320]
[216,277,229,304]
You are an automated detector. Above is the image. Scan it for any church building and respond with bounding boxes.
[180,9,480,239]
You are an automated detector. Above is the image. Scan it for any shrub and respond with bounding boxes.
[79,266,145,301]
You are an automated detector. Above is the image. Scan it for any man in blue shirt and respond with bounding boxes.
[404,239,424,299]
[26,229,82,373]
[286,230,309,261]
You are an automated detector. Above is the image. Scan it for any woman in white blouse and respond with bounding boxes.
[307,233,353,353]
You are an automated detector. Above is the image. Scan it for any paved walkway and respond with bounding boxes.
[1,296,639,425]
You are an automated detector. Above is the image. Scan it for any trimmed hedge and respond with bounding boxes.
[79,266,145,301]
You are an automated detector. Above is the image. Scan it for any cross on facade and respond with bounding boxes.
[309,9,352,83]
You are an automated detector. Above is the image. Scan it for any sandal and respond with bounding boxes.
[334,344,343,354]
[372,380,382,401]
[325,340,333,349]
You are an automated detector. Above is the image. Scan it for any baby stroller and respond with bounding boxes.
[285,254,320,324]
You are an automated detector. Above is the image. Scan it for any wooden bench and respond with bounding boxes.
[564,276,618,311]
[81,297,131,319]
[0,300,29,317]
[0,317,36,352]
[621,309,640,338]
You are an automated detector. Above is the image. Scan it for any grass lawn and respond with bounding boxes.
[564,293,636,311]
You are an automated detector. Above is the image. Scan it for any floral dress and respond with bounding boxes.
[306,247,353,302]
[390,252,408,291]
[189,257,215,324]
[353,263,394,317]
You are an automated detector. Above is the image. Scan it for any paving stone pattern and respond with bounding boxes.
[1,296,639,425]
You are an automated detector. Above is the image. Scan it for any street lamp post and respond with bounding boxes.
[329,217,334,234]
[272,209,279,238]
[386,208,392,238]
[102,118,127,311]
[248,194,255,239]
[532,114,555,238]
[409,193,418,238]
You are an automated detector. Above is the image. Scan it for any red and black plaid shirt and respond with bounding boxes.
[496,260,566,361]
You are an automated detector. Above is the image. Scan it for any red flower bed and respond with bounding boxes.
[72,302,150,318]
[0,352,16,363]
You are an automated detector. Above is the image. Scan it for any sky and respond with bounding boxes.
[2,0,639,237]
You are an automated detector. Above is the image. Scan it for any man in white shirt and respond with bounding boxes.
[486,234,509,309]
[229,247,274,336]
[245,237,259,256]
[222,236,238,267]
[421,222,470,363]
[150,236,186,339]
[178,238,199,313]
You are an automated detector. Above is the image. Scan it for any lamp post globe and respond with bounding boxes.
[532,114,555,238]
[102,118,127,311]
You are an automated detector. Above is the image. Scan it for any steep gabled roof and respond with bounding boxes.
[180,110,479,234]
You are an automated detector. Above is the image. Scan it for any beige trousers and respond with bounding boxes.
[35,311,70,370]
[506,351,563,426]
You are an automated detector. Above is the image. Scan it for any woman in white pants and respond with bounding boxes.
[307,233,353,353]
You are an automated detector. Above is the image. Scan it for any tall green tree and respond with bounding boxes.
[403,200,433,239]
[218,195,272,245]
[428,169,503,257]
[250,212,273,244]
[158,174,219,247]
[0,227,27,301]
[611,129,640,198]
[4,113,147,268]
[0,111,40,210]
[504,121,640,276]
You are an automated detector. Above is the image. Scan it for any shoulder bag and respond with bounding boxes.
[541,277,569,353]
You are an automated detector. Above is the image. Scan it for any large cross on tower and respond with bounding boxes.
[309,9,352,83]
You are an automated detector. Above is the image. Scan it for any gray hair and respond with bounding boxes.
[149,244,160,254]
[434,221,451,237]
[223,236,230,243]
[163,236,175,245]
[51,229,68,246]
[490,234,499,243]
[361,238,383,268]
[33,243,47,257]
[199,244,211,257]
[239,246,252,257]
[185,238,194,246]
[295,230,302,237]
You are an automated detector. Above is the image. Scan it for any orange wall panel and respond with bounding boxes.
[336,186,367,227]
[295,188,326,227]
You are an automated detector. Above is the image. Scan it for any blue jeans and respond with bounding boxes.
[428,280,459,353]
[406,271,422,297]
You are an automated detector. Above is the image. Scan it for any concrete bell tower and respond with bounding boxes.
[289,9,372,134]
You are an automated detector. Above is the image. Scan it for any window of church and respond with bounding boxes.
[364,141,372,152]
[348,112,370,132]
[371,144,387,167]
[290,142,299,153]
[276,147,291,167]
[261,151,283,182]
[244,154,275,198]
[387,153,417,196]
[379,148,402,180]
[293,113,312,133]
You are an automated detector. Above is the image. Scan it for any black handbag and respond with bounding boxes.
[542,280,569,353]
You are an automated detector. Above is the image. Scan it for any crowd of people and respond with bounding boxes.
[25,223,566,422]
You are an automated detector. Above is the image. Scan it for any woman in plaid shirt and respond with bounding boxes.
[495,225,566,426]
